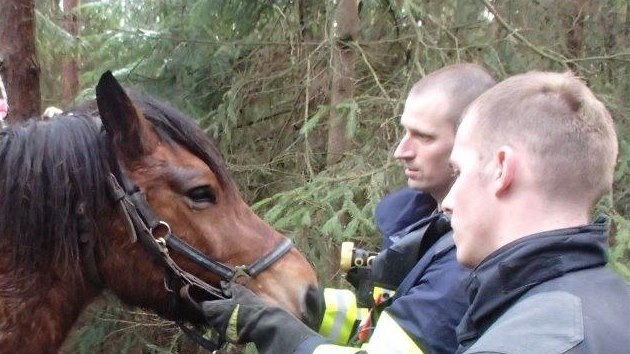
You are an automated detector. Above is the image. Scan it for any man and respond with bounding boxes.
[202,64,496,354]
[442,71,630,353]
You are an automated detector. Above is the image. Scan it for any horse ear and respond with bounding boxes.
[96,71,158,162]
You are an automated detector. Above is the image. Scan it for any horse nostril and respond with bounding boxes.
[302,284,325,330]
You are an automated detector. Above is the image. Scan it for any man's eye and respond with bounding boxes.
[412,132,433,141]
[450,165,460,177]
[186,186,216,204]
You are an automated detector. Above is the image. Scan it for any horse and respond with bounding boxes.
[0,72,320,353]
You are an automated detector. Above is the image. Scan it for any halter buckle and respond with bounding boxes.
[231,266,251,285]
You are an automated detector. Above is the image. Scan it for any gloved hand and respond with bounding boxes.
[345,267,375,308]
[202,282,321,354]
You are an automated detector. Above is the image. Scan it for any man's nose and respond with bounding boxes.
[394,136,414,160]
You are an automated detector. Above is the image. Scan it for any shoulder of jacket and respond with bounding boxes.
[464,291,584,354]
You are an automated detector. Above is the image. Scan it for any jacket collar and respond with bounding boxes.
[457,217,610,347]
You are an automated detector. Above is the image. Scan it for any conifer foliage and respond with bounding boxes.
[26,0,630,352]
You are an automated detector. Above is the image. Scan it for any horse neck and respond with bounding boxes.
[0,257,100,353]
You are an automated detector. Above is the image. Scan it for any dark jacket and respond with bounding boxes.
[375,188,437,249]
[456,217,630,354]
[372,190,469,354]
[298,191,469,354]
[382,215,470,354]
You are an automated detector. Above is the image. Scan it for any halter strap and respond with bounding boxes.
[93,153,295,352]
[166,233,294,282]
[106,170,295,285]
[107,173,226,299]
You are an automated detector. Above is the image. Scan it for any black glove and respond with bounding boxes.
[345,267,375,308]
[202,282,321,354]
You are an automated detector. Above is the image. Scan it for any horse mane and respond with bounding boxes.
[0,113,109,276]
[0,93,236,278]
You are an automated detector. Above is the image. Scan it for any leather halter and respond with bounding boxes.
[80,147,295,351]
[106,167,294,285]
[166,231,294,283]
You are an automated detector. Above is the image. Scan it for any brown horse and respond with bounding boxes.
[0,72,319,353]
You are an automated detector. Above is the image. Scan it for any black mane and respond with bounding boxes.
[0,113,108,274]
[0,95,235,275]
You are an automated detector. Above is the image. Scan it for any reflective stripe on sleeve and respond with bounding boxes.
[373,286,395,302]
[312,311,425,354]
[313,344,368,354]
[313,310,425,354]
[356,307,369,322]
[320,288,358,344]
[366,311,426,354]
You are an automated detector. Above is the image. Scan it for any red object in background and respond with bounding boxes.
[0,98,8,120]
[0,74,7,121]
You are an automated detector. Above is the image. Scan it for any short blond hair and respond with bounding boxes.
[467,71,618,207]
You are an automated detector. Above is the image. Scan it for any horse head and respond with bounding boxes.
[94,71,319,319]
[0,72,320,352]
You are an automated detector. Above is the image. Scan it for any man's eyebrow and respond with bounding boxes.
[406,126,435,137]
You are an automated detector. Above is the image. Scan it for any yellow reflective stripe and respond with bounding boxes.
[313,334,425,354]
[313,344,366,354]
[226,304,240,343]
[366,311,426,354]
[320,288,358,344]
[320,289,339,336]
[373,286,395,302]
[356,307,369,322]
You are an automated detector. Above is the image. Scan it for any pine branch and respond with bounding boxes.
[478,0,569,67]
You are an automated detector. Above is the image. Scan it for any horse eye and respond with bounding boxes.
[186,186,216,204]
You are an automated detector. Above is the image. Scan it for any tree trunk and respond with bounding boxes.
[326,0,359,166]
[563,0,589,72]
[62,0,80,107]
[597,0,618,83]
[0,0,41,123]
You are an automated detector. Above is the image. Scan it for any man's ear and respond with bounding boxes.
[492,146,515,196]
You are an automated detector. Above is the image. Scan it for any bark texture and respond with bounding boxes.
[327,0,359,166]
[0,0,41,122]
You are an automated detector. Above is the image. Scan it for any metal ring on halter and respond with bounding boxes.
[152,221,171,240]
